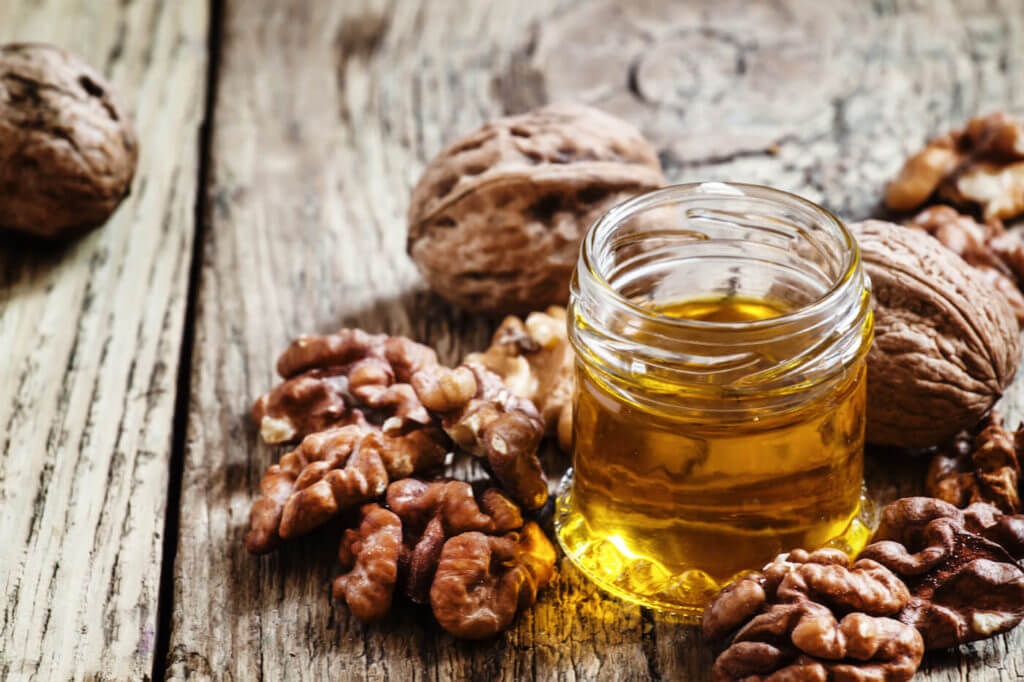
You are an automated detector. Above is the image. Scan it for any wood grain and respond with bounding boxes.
[109,0,1024,679]
[0,1,210,680]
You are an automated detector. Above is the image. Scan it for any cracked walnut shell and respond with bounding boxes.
[0,43,138,238]
[851,220,1020,448]
[407,103,665,315]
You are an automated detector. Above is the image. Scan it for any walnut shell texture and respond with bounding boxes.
[0,43,138,239]
[407,103,665,315]
[852,220,1020,448]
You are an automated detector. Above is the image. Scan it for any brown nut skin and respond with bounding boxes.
[386,479,523,537]
[247,423,371,554]
[907,206,1009,274]
[407,103,665,315]
[249,368,366,445]
[885,135,960,212]
[851,220,1020,448]
[331,480,535,626]
[0,43,137,238]
[703,548,922,682]
[701,573,768,643]
[884,112,1024,224]
[860,496,1024,649]
[713,605,923,682]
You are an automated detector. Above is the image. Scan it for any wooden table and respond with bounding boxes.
[4,0,1024,679]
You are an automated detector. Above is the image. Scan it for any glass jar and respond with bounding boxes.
[554,182,874,621]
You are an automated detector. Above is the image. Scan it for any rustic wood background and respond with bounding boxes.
[3,0,1024,680]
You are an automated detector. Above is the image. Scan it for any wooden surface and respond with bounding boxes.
[4,0,1024,679]
[0,1,209,680]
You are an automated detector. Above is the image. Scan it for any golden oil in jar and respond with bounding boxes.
[558,295,868,618]
[555,183,874,621]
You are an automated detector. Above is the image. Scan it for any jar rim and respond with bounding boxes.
[579,181,862,331]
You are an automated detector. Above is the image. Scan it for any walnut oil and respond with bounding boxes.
[555,183,874,621]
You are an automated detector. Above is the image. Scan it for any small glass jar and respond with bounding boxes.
[555,182,873,621]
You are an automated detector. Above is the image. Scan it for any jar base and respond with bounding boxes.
[553,469,874,623]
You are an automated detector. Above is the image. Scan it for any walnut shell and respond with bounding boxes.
[852,220,1020,448]
[407,103,665,315]
[0,43,138,239]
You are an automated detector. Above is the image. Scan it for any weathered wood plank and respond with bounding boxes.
[169,0,1024,680]
[0,1,209,680]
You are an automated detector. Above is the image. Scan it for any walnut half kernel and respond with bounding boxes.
[465,306,575,452]
[247,329,559,638]
[927,410,1023,513]
[861,496,1024,649]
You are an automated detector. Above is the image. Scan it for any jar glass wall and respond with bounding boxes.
[555,182,874,621]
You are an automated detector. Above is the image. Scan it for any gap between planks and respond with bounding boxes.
[151,0,226,679]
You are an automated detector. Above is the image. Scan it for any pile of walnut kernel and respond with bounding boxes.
[702,496,1024,681]
[246,326,572,638]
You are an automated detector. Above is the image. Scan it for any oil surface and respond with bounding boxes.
[555,295,869,620]
[653,296,790,322]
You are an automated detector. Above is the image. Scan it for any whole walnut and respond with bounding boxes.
[0,43,138,238]
[407,103,665,315]
[851,220,1020,448]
